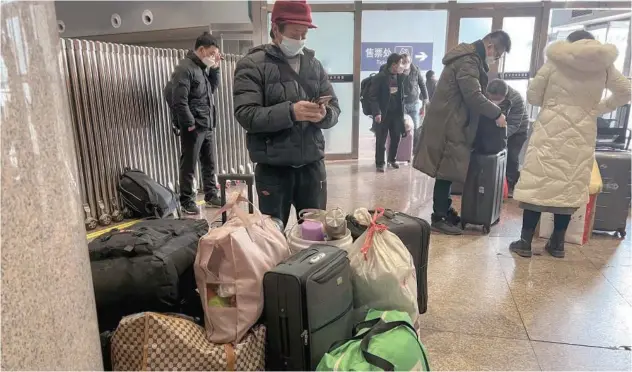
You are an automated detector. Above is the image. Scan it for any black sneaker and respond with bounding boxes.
[181,202,200,215]
[508,186,514,199]
[447,208,461,226]
[205,195,222,208]
[376,166,386,173]
[431,218,463,235]
[388,162,400,169]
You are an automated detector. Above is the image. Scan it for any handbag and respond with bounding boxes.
[111,312,265,371]
[317,309,430,371]
[195,190,291,343]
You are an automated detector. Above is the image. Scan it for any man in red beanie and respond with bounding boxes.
[233,0,340,227]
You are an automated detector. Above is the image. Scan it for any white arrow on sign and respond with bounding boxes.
[415,52,428,61]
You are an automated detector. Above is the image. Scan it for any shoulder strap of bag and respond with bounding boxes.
[359,319,430,372]
[277,55,316,100]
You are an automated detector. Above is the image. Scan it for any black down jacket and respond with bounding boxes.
[169,51,219,131]
[233,44,340,166]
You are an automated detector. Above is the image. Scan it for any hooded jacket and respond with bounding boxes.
[412,41,502,183]
[169,51,220,131]
[514,39,631,209]
[233,44,340,167]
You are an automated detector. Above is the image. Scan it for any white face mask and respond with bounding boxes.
[280,36,305,57]
[203,56,217,68]
[486,56,497,65]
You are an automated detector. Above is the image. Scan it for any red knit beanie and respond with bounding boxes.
[271,0,317,28]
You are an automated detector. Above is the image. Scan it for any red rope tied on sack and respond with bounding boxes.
[360,208,388,261]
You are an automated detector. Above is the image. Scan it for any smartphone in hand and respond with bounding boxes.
[313,95,333,105]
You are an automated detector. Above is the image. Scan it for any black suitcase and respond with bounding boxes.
[346,210,431,314]
[460,150,507,234]
[89,218,208,332]
[594,149,631,237]
[263,245,354,371]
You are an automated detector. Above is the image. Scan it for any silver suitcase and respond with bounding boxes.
[593,150,631,238]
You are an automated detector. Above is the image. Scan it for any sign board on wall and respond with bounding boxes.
[361,42,433,72]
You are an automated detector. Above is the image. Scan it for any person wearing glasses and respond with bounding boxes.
[413,30,512,235]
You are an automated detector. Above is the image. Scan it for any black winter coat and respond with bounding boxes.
[169,51,219,131]
[233,44,340,167]
[368,68,406,134]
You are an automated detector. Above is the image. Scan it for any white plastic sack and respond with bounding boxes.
[345,208,419,321]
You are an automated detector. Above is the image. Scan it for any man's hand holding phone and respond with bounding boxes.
[293,101,325,123]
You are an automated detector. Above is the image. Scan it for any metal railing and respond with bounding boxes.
[59,39,251,229]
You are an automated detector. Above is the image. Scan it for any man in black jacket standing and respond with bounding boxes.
[170,32,222,214]
[232,0,340,227]
[369,53,406,172]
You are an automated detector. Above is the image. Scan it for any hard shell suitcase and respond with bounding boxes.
[263,245,354,371]
[345,210,431,314]
[460,150,507,234]
[386,132,413,162]
[593,150,631,237]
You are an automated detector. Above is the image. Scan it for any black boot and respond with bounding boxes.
[509,229,534,258]
[545,230,566,258]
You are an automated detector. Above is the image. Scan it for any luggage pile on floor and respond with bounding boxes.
[92,176,432,371]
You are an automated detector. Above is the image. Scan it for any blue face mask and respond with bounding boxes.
[280,36,305,57]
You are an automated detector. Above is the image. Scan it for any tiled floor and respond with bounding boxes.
[306,161,631,371]
[118,158,631,371]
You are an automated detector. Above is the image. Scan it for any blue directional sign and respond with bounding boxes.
[361,42,433,72]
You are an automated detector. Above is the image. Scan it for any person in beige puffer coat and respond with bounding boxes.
[510,30,631,259]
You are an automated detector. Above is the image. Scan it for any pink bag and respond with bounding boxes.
[195,191,290,343]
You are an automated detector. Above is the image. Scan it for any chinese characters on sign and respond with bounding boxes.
[361,42,434,72]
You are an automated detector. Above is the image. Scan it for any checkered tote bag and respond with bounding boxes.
[110,312,265,371]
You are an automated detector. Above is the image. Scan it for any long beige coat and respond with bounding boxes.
[514,39,631,209]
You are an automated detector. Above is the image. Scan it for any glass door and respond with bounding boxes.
[267,10,356,160]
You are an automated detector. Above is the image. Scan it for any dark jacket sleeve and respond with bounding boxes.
[314,60,340,130]
[368,73,384,117]
[456,58,502,120]
[417,68,429,101]
[233,56,295,134]
[506,87,526,137]
[207,66,220,94]
[172,66,195,130]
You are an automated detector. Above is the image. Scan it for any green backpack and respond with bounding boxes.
[317,310,430,371]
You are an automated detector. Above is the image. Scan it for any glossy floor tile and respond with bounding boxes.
[531,341,632,371]
[199,161,632,370]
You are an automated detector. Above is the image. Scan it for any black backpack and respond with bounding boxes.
[473,100,512,155]
[360,73,376,116]
[118,168,179,218]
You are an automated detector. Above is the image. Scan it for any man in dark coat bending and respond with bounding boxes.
[232,0,340,227]
[413,30,511,235]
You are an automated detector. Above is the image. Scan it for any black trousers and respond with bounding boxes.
[179,127,218,205]
[432,179,453,220]
[375,118,402,167]
[522,209,571,232]
[507,132,527,187]
[255,160,327,228]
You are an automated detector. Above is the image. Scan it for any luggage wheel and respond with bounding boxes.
[97,200,112,226]
[83,204,98,231]
[110,198,124,222]
[616,228,626,239]
[482,225,491,234]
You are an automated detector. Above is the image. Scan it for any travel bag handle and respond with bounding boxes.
[359,319,429,372]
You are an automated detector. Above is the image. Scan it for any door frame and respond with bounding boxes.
[446,6,545,78]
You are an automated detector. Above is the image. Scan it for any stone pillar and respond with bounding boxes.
[1,1,102,370]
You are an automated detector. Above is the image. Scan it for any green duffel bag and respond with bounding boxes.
[317,309,430,371]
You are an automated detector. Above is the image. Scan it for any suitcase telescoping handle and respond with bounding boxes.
[217,174,255,223]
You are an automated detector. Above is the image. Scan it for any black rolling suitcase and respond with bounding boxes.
[593,149,631,238]
[346,210,431,314]
[460,150,507,234]
[263,245,354,371]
